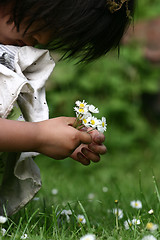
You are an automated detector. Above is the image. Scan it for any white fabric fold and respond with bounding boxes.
[0,45,55,216]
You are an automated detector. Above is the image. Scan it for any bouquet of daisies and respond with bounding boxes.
[73,100,107,133]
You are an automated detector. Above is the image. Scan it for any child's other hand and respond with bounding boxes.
[36,117,92,159]
[70,128,106,165]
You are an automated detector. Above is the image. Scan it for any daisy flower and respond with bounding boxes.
[130,200,142,209]
[60,209,72,223]
[124,219,133,230]
[20,233,28,239]
[51,188,58,195]
[74,106,89,116]
[148,209,154,215]
[77,214,86,224]
[0,216,7,224]
[88,193,95,200]
[97,117,107,133]
[88,104,99,113]
[1,228,6,236]
[146,222,158,231]
[33,197,40,201]
[73,100,107,133]
[102,186,108,192]
[141,235,157,240]
[112,208,123,219]
[132,218,141,225]
[82,115,92,127]
[124,218,140,230]
[89,116,100,129]
[80,233,96,240]
[75,100,88,109]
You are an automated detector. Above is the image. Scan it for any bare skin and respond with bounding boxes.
[0,11,107,165]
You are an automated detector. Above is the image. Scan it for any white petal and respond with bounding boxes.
[88,104,99,113]
[80,234,96,240]
[0,216,7,224]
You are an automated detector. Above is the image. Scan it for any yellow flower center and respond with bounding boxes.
[91,120,95,125]
[135,203,138,206]
[79,109,84,113]
[83,119,87,124]
[146,222,153,229]
[79,218,83,222]
[102,122,105,127]
[79,103,85,108]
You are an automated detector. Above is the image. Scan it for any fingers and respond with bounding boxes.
[76,148,100,166]
[76,152,90,165]
[89,129,105,144]
[93,132,105,144]
[82,147,100,162]
[65,117,76,126]
[88,142,107,155]
[78,130,92,144]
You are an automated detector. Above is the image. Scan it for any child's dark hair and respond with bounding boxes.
[1,0,135,62]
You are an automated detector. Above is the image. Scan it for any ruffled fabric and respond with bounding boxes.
[0,45,55,216]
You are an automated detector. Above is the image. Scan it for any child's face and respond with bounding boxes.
[0,14,52,47]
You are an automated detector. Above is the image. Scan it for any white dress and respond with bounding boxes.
[0,44,55,216]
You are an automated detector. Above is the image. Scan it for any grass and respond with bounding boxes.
[1,148,160,239]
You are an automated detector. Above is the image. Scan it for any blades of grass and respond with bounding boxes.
[139,170,149,208]
[152,172,160,204]
[13,216,22,240]
[78,200,91,230]
[3,222,14,237]
[22,208,39,235]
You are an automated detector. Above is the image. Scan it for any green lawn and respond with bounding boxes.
[2,148,160,239]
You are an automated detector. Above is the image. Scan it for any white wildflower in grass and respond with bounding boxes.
[132,218,141,225]
[1,228,6,236]
[148,209,154,215]
[88,193,95,200]
[60,209,72,223]
[33,197,40,201]
[130,200,142,209]
[0,216,7,224]
[51,188,58,195]
[112,208,123,219]
[146,222,158,231]
[20,233,28,239]
[142,235,157,240]
[97,117,107,133]
[124,218,141,230]
[88,104,99,113]
[102,186,108,192]
[80,233,96,240]
[124,219,133,230]
[77,214,86,224]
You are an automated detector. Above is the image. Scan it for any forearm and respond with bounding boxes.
[0,118,39,152]
[0,117,92,160]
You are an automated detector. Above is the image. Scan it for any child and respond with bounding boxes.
[0,0,135,216]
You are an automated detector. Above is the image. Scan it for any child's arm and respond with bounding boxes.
[70,129,106,165]
[0,117,92,159]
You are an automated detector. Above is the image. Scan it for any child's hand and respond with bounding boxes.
[70,128,106,165]
[36,117,92,159]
